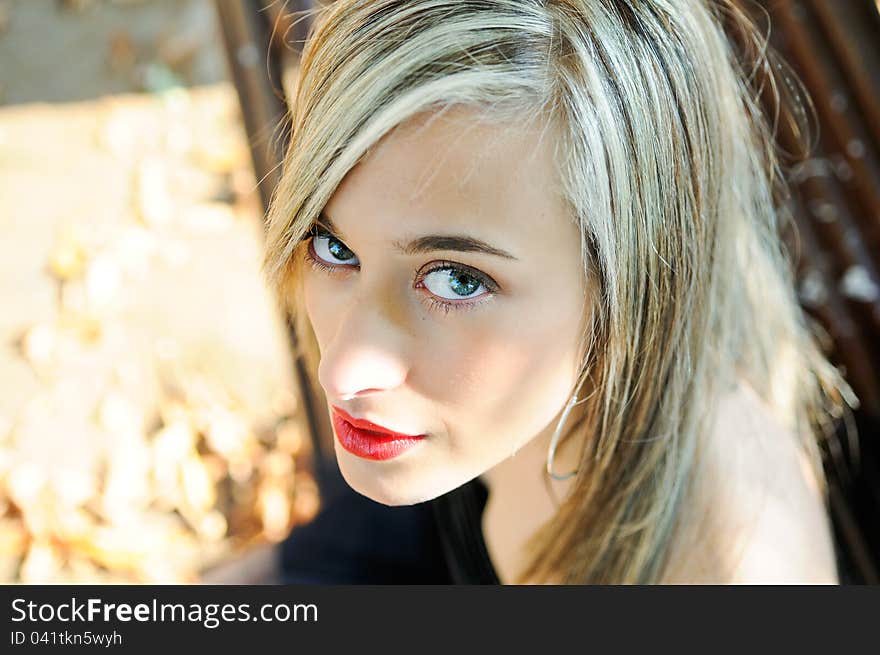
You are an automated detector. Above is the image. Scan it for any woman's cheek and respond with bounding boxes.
[424,300,583,446]
[416,318,546,420]
[301,272,339,351]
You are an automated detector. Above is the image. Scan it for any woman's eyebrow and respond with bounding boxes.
[318,212,519,261]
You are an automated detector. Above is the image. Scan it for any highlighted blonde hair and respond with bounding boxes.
[264,0,853,583]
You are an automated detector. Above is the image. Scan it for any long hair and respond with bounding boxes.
[263,0,853,583]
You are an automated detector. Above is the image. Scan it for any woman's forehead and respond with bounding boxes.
[326,106,571,249]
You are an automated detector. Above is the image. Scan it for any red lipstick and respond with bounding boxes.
[331,406,427,461]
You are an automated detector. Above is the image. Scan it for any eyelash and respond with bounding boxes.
[301,228,498,314]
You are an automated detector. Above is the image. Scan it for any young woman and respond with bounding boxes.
[263,0,855,584]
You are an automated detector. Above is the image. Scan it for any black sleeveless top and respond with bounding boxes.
[280,459,500,584]
[430,476,501,584]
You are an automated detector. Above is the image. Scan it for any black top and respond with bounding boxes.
[430,476,501,584]
[280,458,500,584]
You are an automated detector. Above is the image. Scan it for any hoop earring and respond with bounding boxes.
[546,392,580,481]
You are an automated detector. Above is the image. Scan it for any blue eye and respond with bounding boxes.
[311,232,359,266]
[422,267,485,300]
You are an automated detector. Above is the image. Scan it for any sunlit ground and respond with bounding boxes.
[0,0,317,583]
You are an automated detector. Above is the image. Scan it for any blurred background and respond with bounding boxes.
[0,0,878,584]
[0,0,317,583]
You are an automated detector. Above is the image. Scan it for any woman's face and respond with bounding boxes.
[301,106,590,505]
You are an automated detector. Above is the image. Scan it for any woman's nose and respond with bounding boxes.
[316,297,410,401]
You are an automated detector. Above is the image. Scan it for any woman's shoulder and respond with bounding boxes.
[662,381,839,584]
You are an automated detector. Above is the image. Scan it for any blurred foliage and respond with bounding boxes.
[0,1,317,583]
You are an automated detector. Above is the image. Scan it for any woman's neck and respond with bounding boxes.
[478,411,583,584]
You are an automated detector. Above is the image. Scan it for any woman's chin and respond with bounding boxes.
[334,447,459,506]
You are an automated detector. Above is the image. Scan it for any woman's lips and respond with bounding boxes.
[330,406,427,461]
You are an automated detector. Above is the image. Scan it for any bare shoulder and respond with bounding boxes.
[663,382,839,584]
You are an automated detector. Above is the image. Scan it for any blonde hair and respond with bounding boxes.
[263,0,853,583]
